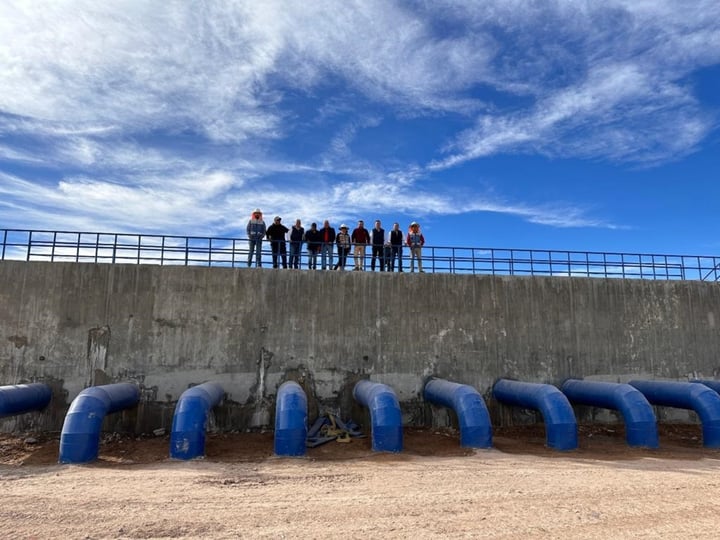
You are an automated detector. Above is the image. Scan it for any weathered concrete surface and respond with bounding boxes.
[1,260,719,433]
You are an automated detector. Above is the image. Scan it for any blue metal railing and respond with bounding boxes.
[1,228,719,281]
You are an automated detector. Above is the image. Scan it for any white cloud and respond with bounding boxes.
[0,1,718,238]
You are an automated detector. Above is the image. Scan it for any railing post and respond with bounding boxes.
[50,231,56,262]
[26,231,31,261]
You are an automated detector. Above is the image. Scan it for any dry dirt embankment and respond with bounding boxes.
[2,426,719,539]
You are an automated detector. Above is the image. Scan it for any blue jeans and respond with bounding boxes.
[321,243,334,269]
[247,238,263,267]
[390,245,403,272]
[307,249,319,269]
[289,242,302,269]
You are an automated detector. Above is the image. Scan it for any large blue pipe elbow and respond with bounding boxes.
[0,383,52,417]
[561,379,658,448]
[353,380,403,452]
[493,379,578,451]
[423,378,492,448]
[170,382,225,460]
[629,379,720,448]
[59,383,140,464]
[274,381,308,457]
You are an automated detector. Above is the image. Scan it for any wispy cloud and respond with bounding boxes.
[0,1,718,238]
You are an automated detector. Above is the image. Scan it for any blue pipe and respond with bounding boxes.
[353,380,403,452]
[629,379,720,448]
[561,379,658,448]
[423,378,492,448]
[59,383,140,464]
[0,383,52,417]
[170,382,225,460]
[274,381,308,457]
[691,379,720,395]
[492,379,578,451]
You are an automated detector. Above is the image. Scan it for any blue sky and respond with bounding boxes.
[1,1,719,255]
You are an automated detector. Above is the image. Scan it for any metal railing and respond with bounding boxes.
[2,228,719,281]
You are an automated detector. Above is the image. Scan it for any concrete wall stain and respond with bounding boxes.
[7,335,28,348]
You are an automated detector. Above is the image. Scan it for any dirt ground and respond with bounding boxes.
[2,424,720,539]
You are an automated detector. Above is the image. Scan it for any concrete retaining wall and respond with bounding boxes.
[2,260,719,433]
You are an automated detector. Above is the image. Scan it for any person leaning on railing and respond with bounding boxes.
[370,219,386,272]
[289,219,305,269]
[305,222,322,270]
[266,216,289,269]
[320,220,336,270]
[389,222,404,272]
[246,208,266,267]
[406,221,425,273]
[334,224,351,270]
[351,220,370,271]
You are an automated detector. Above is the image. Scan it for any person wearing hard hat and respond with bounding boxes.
[246,208,266,267]
[406,221,425,273]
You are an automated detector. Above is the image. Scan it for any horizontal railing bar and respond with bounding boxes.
[1,228,718,281]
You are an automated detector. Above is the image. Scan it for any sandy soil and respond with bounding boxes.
[2,425,720,539]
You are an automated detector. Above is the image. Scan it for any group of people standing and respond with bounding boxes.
[246,209,426,272]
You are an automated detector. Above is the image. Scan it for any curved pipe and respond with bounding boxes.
[274,381,308,457]
[629,379,720,448]
[561,379,658,448]
[353,380,403,452]
[170,382,225,460]
[492,379,578,451]
[59,383,140,464]
[0,383,52,417]
[423,378,492,448]
[691,379,720,395]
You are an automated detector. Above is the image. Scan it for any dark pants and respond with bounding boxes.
[371,245,385,271]
[334,246,349,270]
[271,241,287,268]
[389,245,403,272]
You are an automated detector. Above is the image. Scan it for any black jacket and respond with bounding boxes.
[305,228,323,251]
[266,223,289,242]
[371,227,385,246]
[320,226,336,244]
[390,229,404,246]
